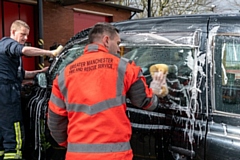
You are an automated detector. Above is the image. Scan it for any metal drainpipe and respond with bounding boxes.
[148,0,151,17]
[37,0,44,69]
[129,12,136,19]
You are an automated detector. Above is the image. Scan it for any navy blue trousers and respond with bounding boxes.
[0,83,24,159]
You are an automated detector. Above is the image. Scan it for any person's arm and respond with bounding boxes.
[125,62,157,111]
[22,46,55,57]
[126,62,167,111]
[127,74,160,111]
[24,67,48,79]
[48,75,68,147]
[5,38,61,57]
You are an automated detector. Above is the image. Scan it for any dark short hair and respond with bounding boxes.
[88,22,119,43]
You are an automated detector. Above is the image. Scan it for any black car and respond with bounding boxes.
[23,13,240,160]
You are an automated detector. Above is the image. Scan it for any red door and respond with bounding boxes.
[2,1,36,71]
[74,11,112,34]
[0,1,2,38]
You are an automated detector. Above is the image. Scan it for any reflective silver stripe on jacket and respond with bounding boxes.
[87,44,99,51]
[58,72,68,104]
[67,142,131,153]
[49,93,66,109]
[67,96,125,115]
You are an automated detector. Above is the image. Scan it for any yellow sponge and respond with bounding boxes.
[53,45,64,57]
[149,64,168,76]
[149,64,169,97]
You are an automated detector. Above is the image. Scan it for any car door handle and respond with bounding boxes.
[169,145,195,158]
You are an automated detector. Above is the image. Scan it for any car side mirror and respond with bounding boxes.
[35,72,47,88]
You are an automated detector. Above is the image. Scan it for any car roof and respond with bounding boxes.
[112,13,240,34]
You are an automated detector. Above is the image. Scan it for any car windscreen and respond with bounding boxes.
[48,43,86,82]
[122,45,194,84]
[122,45,196,109]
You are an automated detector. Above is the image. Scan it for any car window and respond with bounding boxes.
[122,45,194,108]
[49,42,87,82]
[214,35,240,113]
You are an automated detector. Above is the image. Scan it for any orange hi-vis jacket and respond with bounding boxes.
[48,44,159,160]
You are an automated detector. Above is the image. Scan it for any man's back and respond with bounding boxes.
[49,44,136,160]
[48,22,164,160]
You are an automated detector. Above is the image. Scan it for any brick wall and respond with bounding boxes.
[43,2,74,50]
[69,3,131,22]
[43,2,131,50]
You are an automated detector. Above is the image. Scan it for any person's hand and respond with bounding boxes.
[52,45,64,57]
[41,66,49,73]
[150,71,168,97]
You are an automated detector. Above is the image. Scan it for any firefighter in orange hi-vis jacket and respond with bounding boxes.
[47,22,167,160]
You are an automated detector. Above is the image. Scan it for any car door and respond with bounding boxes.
[208,32,240,160]
[121,30,208,160]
